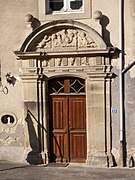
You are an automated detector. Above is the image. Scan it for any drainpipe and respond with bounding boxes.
[119,0,135,166]
[119,0,125,166]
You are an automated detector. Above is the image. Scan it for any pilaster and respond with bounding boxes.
[86,71,113,167]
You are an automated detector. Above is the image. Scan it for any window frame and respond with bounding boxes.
[49,0,83,13]
[38,0,92,21]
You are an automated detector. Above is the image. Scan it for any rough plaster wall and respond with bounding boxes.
[111,0,135,164]
[124,0,135,162]
[125,73,135,146]
[125,0,135,71]
[125,1,135,160]
[0,0,38,161]
[92,0,119,48]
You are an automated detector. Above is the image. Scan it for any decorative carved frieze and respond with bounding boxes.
[36,28,97,52]
[19,56,112,76]
[41,57,92,67]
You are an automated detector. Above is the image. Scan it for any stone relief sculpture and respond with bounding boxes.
[78,32,97,48]
[52,29,77,48]
[52,33,61,47]
[36,28,97,52]
[37,35,51,48]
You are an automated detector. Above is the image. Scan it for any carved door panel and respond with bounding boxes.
[49,95,86,163]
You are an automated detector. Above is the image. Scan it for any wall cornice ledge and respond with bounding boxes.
[14,47,116,60]
[87,72,113,80]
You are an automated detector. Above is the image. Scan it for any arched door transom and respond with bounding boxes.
[49,77,85,94]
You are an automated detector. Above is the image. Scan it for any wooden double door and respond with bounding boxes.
[49,95,86,163]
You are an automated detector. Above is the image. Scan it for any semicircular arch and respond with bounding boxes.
[47,74,86,81]
[20,20,107,53]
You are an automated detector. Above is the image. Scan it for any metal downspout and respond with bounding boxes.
[119,0,125,166]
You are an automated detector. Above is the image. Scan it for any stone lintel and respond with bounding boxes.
[14,48,114,60]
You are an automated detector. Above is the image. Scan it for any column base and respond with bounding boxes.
[26,150,48,165]
[40,151,49,164]
[86,152,115,167]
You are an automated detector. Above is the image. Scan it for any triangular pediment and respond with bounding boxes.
[20,20,107,53]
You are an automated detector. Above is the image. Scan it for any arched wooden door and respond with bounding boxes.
[49,77,86,163]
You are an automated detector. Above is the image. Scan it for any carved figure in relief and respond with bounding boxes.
[52,29,77,48]
[78,32,97,48]
[60,29,75,46]
[66,29,77,47]
[61,30,67,46]
[37,35,51,48]
[52,32,61,47]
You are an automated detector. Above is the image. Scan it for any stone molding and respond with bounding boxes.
[18,20,107,53]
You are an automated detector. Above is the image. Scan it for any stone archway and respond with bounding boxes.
[19,20,107,53]
[15,20,116,166]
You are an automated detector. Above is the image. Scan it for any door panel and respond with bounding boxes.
[50,96,68,162]
[69,96,86,162]
[49,95,86,163]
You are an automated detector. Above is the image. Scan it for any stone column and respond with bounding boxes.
[105,78,114,167]
[40,78,49,164]
[36,59,49,164]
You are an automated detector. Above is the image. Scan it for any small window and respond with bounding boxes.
[50,0,64,11]
[49,0,83,13]
[38,0,91,21]
[70,0,82,10]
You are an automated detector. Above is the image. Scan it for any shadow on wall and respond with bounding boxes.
[100,15,113,47]
[25,112,40,165]
[128,156,135,168]
[32,18,41,30]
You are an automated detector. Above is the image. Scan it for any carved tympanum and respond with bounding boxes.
[36,28,97,52]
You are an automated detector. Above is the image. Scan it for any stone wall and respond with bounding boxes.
[0,0,135,166]
[0,0,38,163]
